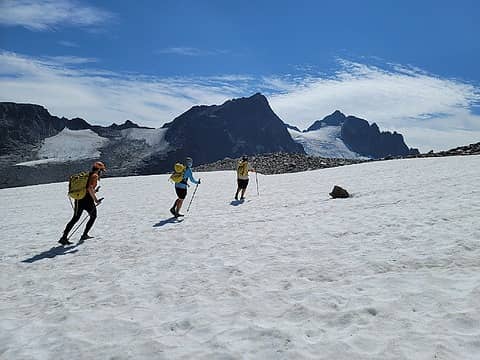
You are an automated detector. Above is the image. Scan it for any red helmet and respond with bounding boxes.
[93,161,106,171]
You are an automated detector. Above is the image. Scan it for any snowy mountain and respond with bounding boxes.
[288,111,419,159]
[0,96,304,188]
[1,155,479,359]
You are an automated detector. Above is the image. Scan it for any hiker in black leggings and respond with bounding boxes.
[62,195,97,240]
[59,161,106,245]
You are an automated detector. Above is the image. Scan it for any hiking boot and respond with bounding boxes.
[58,236,72,246]
[80,234,94,241]
[170,206,176,216]
[235,194,239,200]
[240,197,245,200]
[175,213,184,217]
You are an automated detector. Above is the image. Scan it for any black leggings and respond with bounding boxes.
[63,195,97,237]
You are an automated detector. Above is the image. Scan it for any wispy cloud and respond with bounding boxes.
[157,47,229,57]
[0,0,114,31]
[0,51,479,151]
[58,40,79,48]
[0,50,248,128]
[268,60,480,151]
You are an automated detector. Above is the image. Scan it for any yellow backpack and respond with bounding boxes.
[237,161,248,177]
[170,163,186,183]
[68,172,90,200]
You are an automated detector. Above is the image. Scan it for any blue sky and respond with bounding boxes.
[1,0,479,151]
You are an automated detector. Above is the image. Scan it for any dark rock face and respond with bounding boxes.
[340,116,419,158]
[159,93,304,170]
[302,110,419,158]
[306,110,346,131]
[0,103,65,155]
[329,185,350,198]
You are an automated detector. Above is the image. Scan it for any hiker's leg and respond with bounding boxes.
[62,201,83,236]
[174,187,187,214]
[83,206,97,236]
[176,199,184,213]
[241,188,246,198]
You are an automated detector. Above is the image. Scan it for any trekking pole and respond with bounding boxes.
[187,184,199,212]
[68,214,89,240]
[255,171,259,196]
[67,198,104,240]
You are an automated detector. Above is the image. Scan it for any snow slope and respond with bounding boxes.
[120,128,169,151]
[1,156,479,359]
[288,127,365,159]
[16,128,108,166]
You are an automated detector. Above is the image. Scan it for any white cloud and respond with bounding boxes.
[0,0,114,31]
[157,47,228,57]
[0,51,246,127]
[58,40,79,48]
[267,61,480,151]
[0,51,479,152]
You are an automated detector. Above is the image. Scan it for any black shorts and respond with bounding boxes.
[77,193,96,214]
[175,187,187,199]
[237,179,249,189]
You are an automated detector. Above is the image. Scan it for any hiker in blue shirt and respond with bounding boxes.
[170,157,200,217]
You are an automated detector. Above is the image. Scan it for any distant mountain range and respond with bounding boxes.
[1,94,419,188]
[286,110,419,159]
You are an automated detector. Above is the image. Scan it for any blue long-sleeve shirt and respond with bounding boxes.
[175,167,199,189]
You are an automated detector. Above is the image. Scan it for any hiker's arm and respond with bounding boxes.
[188,169,200,184]
[88,185,99,203]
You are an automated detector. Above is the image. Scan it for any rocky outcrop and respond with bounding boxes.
[408,142,480,158]
[194,153,365,175]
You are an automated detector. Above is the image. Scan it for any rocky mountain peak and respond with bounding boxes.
[306,110,347,131]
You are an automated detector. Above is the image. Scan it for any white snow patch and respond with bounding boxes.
[289,127,366,159]
[1,156,480,359]
[120,127,169,151]
[16,128,108,166]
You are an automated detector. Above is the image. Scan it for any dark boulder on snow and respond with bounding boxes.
[329,185,350,198]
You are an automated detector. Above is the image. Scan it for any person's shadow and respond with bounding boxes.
[153,217,184,227]
[22,244,79,263]
[230,199,245,206]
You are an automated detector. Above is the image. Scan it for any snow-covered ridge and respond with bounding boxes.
[1,155,479,359]
[288,127,366,159]
[16,128,108,166]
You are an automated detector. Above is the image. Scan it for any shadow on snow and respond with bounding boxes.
[22,244,80,263]
[153,217,184,227]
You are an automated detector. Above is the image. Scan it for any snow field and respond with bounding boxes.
[16,128,108,166]
[1,156,479,359]
[120,128,169,150]
[288,127,363,159]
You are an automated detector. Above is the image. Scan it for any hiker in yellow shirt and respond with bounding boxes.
[235,155,255,201]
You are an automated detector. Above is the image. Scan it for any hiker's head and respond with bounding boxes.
[242,155,248,162]
[185,157,193,168]
[92,161,106,174]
